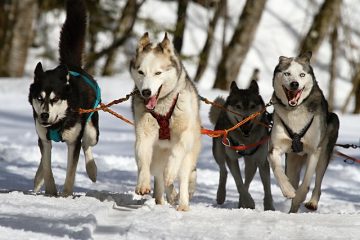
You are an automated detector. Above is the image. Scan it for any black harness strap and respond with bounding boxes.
[280,116,314,153]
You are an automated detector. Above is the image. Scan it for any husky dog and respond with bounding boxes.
[28,0,100,196]
[209,80,274,210]
[130,33,201,211]
[268,52,339,213]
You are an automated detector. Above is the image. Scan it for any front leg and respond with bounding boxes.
[38,138,57,195]
[63,140,81,196]
[290,150,320,213]
[268,147,295,199]
[135,132,156,195]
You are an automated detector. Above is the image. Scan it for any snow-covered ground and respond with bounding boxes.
[0,77,360,239]
[1,0,360,239]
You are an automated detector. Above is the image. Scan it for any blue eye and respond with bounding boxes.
[300,73,305,77]
[37,96,43,102]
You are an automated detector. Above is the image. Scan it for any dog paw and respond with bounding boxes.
[135,184,151,195]
[45,186,58,196]
[216,187,226,205]
[155,198,165,205]
[177,204,190,211]
[60,191,73,198]
[239,196,255,209]
[280,182,296,199]
[86,160,97,182]
[304,201,318,211]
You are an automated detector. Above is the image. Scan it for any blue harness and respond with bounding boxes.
[48,71,101,142]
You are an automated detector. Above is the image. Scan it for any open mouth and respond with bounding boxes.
[282,85,304,107]
[144,85,162,110]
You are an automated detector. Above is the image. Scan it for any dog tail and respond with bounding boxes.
[59,0,87,68]
[209,96,225,125]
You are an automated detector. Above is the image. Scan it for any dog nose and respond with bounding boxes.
[40,112,49,121]
[142,89,152,98]
[290,81,299,90]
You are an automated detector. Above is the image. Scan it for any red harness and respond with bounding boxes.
[149,94,179,140]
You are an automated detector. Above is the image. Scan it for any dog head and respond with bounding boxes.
[226,80,265,136]
[273,51,315,107]
[130,32,182,110]
[29,62,70,127]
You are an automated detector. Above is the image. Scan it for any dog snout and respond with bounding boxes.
[290,81,299,90]
[141,89,152,98]
[40,112,49,121]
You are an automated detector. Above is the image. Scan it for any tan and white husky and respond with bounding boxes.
[130,33,201,211]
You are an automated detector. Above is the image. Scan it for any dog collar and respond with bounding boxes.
[280,116,314,153]
[47,70,101,142]
[149,93,179,140]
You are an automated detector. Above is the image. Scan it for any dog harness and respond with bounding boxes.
[149,94,179,140]
[48,71,101,142]
[280,116,314,153]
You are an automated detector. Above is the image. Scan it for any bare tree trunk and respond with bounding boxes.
[193,0,226,83]
[85,0,144,72]
[328,20,338,112]
[0,0,38,77]
[298,0,342,56]
[353,67,360,113]
[173,0,189,54]
[212,0,267,90]
[221,0,228,53]
[101,0,142,76]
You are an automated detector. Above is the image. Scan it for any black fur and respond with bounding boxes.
[28,0,99,195]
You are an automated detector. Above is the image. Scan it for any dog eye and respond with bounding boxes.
[36,96,43,102]
[299,73,305,77]
[155,71,162,76]
[235,104,242,109]
[283,72,291,76]
[51,97,60,103]
[138,70,144,75]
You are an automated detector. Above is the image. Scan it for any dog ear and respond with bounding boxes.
[298,51,312,63]
[34,62,43,77]
[249,80,259,95]
[158,32,173,54]
[278,56,291,63]
[230,81,239,92]
[57,64,69,83]
[137,32,151,52]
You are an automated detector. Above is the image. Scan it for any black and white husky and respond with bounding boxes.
[268,52,339,213]
[28,0,100,196]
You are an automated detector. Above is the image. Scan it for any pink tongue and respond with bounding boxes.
[288,90,302,106]
[145,96,158,110]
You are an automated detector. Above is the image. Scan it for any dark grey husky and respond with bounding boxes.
[209,80,274,210]
[268,52,339,213]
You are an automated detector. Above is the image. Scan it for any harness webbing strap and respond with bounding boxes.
[280,116,314,153]
[69,71,101,123]
[149,94,179,140]
[48,71,101,142]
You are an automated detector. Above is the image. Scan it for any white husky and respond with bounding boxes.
[130,33,201,211]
